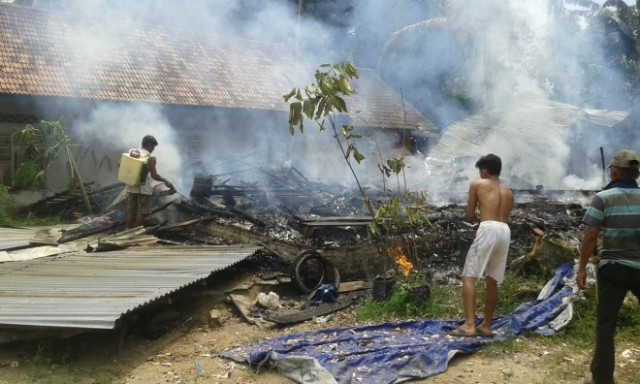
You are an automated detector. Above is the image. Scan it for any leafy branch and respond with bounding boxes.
[284,63,374,215]
[284,63,431,281]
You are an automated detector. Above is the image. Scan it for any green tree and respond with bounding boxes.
[284,63,431,280]
[284,62,375,215]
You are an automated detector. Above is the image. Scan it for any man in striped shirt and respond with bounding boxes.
[577,149,640,384]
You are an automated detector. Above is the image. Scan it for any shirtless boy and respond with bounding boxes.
[450,153,514,337]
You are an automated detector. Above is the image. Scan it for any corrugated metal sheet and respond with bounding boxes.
[582,108,630,127]
[429,100,583,161]
[0,225,80,251]
[426,100,629,188]
[0,225,102,262]
[0,227,36,251]
[0,244,261,329]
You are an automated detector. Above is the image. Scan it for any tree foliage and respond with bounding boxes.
[284,63,374,213]
[13,120,70,190]
[285,63,358,133]
[12,120,91,212]
[284,63,432,279]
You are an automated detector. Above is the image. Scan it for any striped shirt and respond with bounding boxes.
[583,183,640,265]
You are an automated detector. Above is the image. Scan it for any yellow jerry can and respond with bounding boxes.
[117,153,149,185]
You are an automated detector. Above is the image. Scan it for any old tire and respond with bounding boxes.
[293,250,340,294]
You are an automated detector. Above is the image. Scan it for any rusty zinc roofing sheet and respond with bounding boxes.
[0,243,261,329]
[0,4,438,133]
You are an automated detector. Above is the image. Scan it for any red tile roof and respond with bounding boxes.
[0,3,437,132]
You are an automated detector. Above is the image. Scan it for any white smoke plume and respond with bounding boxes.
[12,0,637,202]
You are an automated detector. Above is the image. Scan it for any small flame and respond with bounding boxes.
[388,246,413,277]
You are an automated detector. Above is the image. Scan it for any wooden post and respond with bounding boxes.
[66,146,92,213]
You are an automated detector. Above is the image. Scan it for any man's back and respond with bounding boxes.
[471,178,514,223]
[594,186,640,259]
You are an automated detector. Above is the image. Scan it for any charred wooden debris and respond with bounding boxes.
[8,166,596,328]
[20,166,593,283]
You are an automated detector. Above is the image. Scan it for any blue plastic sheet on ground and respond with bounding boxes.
[221,262,576,384]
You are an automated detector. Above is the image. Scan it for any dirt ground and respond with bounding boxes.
[0,266,604,384]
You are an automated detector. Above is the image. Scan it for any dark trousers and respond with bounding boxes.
[591,262,640,384]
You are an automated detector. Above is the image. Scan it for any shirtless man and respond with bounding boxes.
[450,153,514,337]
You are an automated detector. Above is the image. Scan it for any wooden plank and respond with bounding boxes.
[300,221,370,227]
[337,280,369,293]
[30,228,63,245]
[263,291,366,325]
[300,216,372,222]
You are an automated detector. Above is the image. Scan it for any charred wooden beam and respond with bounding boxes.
[175,199,265,228]
[58,223,115,244]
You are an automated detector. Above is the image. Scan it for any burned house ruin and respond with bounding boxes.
[0,1,637,349]
[0,3,438,194]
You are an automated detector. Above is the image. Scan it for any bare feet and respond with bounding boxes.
[449,326,478,337]
[475,326,495,337]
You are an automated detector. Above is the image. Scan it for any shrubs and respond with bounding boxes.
[0,185,16,225]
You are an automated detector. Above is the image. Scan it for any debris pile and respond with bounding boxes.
[17,165,592,284]
[1,165,596,337]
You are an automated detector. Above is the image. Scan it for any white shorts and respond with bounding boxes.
[462,220,511,283]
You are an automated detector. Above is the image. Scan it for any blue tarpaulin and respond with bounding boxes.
[221,262,578,384]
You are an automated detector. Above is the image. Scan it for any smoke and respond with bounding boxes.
[17,0,638,203]
[72,104,183,192]
[352,0,638,199]
[27,0,338,194]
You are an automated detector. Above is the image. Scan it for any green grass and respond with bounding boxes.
[357,281,442,321]
[0,186,62,227]
[356,273,546,322]
[0,214,62,227]
[535,286,640,383]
